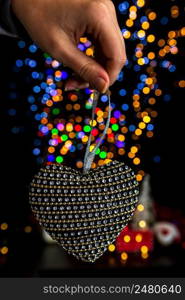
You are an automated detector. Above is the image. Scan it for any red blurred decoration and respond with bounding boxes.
[92,128,99,136]
[116,227,154,253]
[108,133,114,138]
[38,131,44,137]
[110,117,117,124]
[74,124,81,132]
[95,107,100,113]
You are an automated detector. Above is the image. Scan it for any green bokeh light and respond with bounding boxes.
[112,124,119,131]
[84,125,91,132]
[95,148,100,155]
[61,134,68,141]
[51,128,58,135]
[99,151,107,159]
[52,108,60,115]
[56,156,63,163]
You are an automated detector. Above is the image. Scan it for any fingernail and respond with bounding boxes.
[64,83,77,91]
[64,86,75,91]
[93,77,107,93]
[64,81,89,91]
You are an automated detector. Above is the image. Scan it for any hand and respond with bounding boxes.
[12,0,126,92]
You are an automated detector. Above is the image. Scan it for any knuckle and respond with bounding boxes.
[88,0,110,15]
[105,0,117,13]
[113,56,127,68]
[78,62,95,80]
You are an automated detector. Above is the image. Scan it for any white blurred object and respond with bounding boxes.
[42,229,56,244]
[131,174,155,229]
[153,222,180,246]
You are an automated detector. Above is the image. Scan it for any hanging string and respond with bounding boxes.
[83,89,111,174]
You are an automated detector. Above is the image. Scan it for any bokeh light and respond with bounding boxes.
[7,0,184,186]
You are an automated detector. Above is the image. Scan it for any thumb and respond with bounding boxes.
[53,35,110,93]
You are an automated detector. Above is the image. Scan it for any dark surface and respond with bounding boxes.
[1,242,185,277]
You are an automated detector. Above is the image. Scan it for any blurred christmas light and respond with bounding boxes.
[108,244,116,252]
[4,0,185,261]
[121,252,128,261]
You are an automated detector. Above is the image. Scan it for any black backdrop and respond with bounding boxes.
[0,0,184,277]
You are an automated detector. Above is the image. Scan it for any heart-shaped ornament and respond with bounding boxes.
[29,160,139,262]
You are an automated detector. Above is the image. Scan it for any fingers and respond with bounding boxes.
[48,0,126,92]
[95,10,126,85]
[64,76,89,91]
[52,31,110,93]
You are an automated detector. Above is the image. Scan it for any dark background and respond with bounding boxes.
[0,0,185,277]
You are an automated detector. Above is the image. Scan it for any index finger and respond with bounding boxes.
[93,9,126,85]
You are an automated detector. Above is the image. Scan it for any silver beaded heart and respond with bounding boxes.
[29,89,140,262]
[29,160,139,262]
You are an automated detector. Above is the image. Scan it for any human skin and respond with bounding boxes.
[11,0,126,93]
